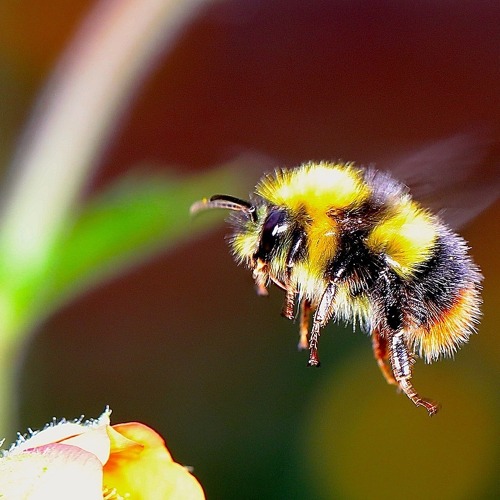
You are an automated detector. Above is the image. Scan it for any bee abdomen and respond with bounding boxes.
[405,227,483,362]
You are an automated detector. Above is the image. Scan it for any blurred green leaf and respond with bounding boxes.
[42,165,249,313]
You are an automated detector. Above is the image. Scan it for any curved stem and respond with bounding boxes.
[0,0,211,443]
[0,0,208,273]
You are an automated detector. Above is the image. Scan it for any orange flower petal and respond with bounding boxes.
[104,422,204,499]
[107,424,144,456]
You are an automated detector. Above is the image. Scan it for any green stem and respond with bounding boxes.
[0,0,212,442]
[0,334,24,446]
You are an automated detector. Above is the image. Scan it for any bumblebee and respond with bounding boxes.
[191,161,483,415]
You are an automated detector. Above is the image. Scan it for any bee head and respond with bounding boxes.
[190,194,260,264]
[191,195,294,286]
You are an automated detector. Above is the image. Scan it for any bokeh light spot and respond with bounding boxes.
[303,352,498,499]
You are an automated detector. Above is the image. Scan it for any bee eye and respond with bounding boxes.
[256,209,288,260]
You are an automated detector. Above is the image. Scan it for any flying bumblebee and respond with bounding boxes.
[191,149,489,415]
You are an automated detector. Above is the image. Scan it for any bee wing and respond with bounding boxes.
[382,133,499,229]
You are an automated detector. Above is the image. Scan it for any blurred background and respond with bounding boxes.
[1,1,499,498]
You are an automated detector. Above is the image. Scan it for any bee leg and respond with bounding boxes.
[308,282,337,367]
[389,331,440,416]
[253,259,269,296]
[282,232,306,320]
[371,328,398,386]
[281,270,296,321]
[298,299,312,351]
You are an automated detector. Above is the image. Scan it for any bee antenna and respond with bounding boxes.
[190,194,257,222]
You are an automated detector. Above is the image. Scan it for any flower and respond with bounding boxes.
[0,409,204,499]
